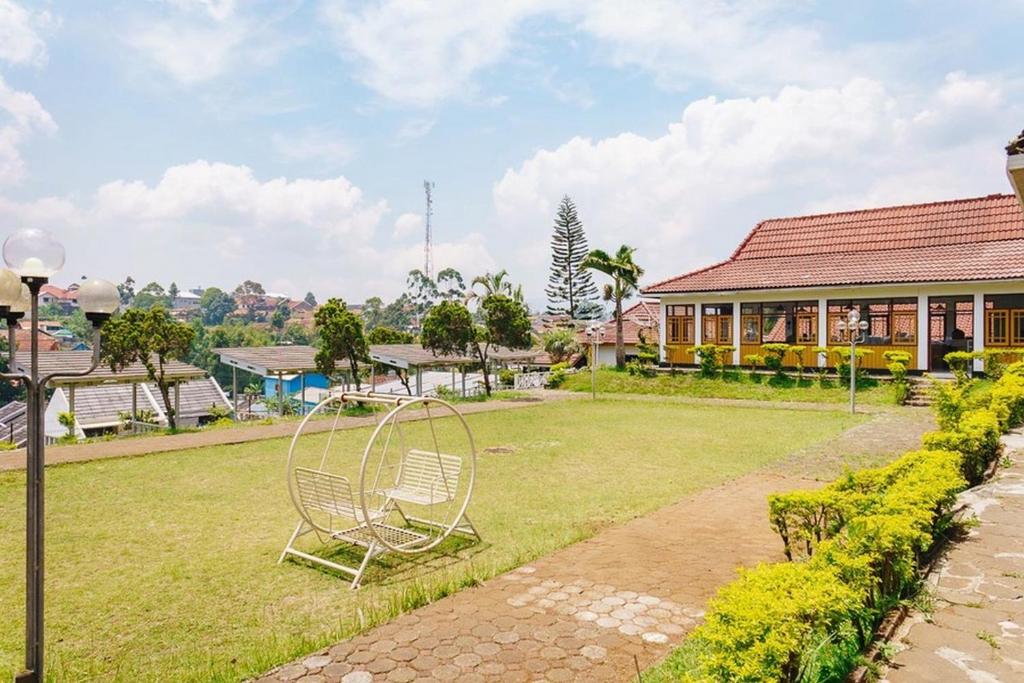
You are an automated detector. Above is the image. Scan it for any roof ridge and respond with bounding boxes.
[753,192,1017,227]
[732,233,1024,262]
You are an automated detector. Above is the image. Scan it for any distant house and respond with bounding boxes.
[172,289,201,310]
[264,372,330,402]
[0,400,27,447]
[579,300,660,366]
[38,284,78,313]
[44,377,234,441]
[13,327,62,352]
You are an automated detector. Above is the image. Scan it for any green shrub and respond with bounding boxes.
[943,351,975,386]
[884,350,912,405]
[744,354,764,374]
[690,344,722,378]
[833,347,872,384]
[923,408,1001,485]
[989,372,1024,429]
[932,381,968,430]
[0,440,16,451]
[498,368,516,386]
[691,447,969,682]
[687,562,864,682]
[625,359,655,377]
[761,343,791,378]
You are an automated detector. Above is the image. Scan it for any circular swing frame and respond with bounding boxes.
[284,391,477,557]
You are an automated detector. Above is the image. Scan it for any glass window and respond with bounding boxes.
[741,315,759,343]
[828,298,917,345]
[741,303,761,315]
[987,309,1008,346]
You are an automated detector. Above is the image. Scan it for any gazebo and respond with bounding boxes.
[13,350,208,431]
[214,345,329,416]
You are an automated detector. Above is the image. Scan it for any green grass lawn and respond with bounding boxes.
[562,367,897,405]
[0,399,863,681]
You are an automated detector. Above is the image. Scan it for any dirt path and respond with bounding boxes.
[882,431,1024,682]
[256,409,932,683]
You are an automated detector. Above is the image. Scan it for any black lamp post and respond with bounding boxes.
[0,228,120,683]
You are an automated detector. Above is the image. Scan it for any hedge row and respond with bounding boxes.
[677,364,1024,682]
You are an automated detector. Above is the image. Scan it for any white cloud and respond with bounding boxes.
[320,0,543,106]
[0,160,499,302]
[493,75,1023,300]
[393,212,422,238]
[272,127,353,166]
[0,0,52,66]
[937,70,1003,109]
[0,75,56,184]
[126,1,292,85]
[320,0,905,106]
[394,117,436,144]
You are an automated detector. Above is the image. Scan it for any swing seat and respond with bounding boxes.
[294,467,385,524]
[381,449,463,506]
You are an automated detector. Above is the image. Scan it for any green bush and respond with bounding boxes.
[989,372,1024,429]
[923,408,1001,485]
[943,351,975,386]
[833,347,873,384]
[691,344,723,378]
[931,381,968,430]
[688,446,968,682]
[884,350,912,405]
[498,368,516,386]
[761,343,791,378]
[546,361,569,388]
[688,561,864,682]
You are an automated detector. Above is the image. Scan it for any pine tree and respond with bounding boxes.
[545,195,598,318]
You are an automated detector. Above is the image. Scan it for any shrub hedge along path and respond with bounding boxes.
[256,409,933,683]
[883,431,1024,682]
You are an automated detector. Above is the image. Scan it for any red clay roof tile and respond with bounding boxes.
[646,194,1024,294]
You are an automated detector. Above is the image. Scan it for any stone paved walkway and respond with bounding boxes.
[883,431,1024,682]
[257,409,931,683]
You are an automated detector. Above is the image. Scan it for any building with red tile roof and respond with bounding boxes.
[578,300,660,366]
[642,193,1024,373]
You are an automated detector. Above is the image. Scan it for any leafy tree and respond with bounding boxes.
[132,282,169,310]
[304,291,317,307]
[198,287,236,325]
[421,294,531,396]
[541,327,580,364]
[367,326,415,345]
[546,195,598,318]
[270,300,291,332]
[282,324,313,346]
[168,282,179,302]
[406,269,438,321]
[362,294,414,331]
[36,302,64,319]
[117,276,136,307]
[436,268,466,301]
[63,309,91,341]
[234,280,266,321]
[100,308,195,429]
[583,245,645,369]
[314,298,368,390]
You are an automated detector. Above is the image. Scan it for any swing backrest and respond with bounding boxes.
[396,449,462,500]
[294,467,362,521]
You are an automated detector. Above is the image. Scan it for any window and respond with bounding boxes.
[737,301,817,345]
[667,304,694,344]
[701,304,733,344]
[827,299,917,346]
[984,295,1024,347]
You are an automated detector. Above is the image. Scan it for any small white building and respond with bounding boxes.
[172,289,202,310]
[579,300,660,367]
[45,378,233,441]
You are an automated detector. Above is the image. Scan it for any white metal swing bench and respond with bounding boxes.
[279,391,480,589]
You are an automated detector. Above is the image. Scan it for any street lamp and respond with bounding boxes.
[0,229,119,683]
[586,323,604,400]
[836,308,869,415]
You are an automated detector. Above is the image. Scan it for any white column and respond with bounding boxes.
[732,302,742,365]
[817,297,828,367]
[694,304,703,346]
[658,301,667,364]
[916,294,929,372]
[973,292,985,373]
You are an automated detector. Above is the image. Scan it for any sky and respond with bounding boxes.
[0,1,1022,309]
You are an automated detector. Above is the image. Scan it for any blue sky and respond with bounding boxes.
[1,1,1022,308]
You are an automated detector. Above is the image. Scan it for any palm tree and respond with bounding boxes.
[582,245,645,369]
[467,270,525,305]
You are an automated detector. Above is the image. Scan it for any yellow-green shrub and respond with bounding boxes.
[990,372,1024,428]
[923,408,1001,484]
[688,448,968,682]
[686,562,864,682]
